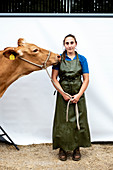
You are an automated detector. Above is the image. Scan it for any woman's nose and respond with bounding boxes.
[68,43,71,47]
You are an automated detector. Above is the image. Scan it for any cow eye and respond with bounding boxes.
[33,48,39,52]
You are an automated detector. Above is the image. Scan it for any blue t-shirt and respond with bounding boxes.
[52,53,89,74]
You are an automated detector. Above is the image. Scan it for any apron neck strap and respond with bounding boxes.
[76,52,79,60]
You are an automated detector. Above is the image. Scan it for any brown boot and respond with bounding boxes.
[59,148,67,161]
[72,147,81,161]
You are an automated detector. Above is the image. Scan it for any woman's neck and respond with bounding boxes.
[67,51,76,60]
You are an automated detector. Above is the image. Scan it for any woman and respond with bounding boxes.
[52,34,91,161]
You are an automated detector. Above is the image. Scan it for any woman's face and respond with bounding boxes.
[64,37,77,54]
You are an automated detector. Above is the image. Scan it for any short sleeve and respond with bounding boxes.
[52,63,60,70]
[79,55,89,74]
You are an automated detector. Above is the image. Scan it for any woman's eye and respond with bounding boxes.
[66,42,69,45]
[70,41,74,45]
[65,42,74,45]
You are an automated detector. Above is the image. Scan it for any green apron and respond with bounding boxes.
[52,53,91,151]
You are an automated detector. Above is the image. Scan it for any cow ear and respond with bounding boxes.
[18,38,26,46]
[3,49,17,60]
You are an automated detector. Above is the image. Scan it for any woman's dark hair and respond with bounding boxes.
[62,34,77,60]
[63,34,77,45]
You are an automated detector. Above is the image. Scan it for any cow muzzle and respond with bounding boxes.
[57,55,61,61]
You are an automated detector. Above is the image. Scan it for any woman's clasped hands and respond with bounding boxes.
[62,93,80,103]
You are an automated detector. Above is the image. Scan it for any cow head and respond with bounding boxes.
[3,38,60,70]
[0,38,61,97]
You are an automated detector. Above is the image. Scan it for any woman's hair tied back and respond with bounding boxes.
[63,34,77,45]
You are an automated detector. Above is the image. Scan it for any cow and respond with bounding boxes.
[0,38,60,98]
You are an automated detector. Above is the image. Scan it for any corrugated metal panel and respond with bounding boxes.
[0,0,113,13]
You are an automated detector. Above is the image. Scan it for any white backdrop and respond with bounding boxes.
[0,17,113,145]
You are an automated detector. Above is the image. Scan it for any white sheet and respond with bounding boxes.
[0,17,113,145]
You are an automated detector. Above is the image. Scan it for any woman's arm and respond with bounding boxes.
[72,73,89,103]
[52,69,71,101]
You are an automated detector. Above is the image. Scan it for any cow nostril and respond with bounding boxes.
[57,55,61,59]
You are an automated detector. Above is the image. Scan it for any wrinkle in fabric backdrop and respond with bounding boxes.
[0,17,113,145]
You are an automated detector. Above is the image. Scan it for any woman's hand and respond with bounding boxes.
[71,73,89,104]
[71,94,80,103]
[62,93,71,101]
[52,69,72,101]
